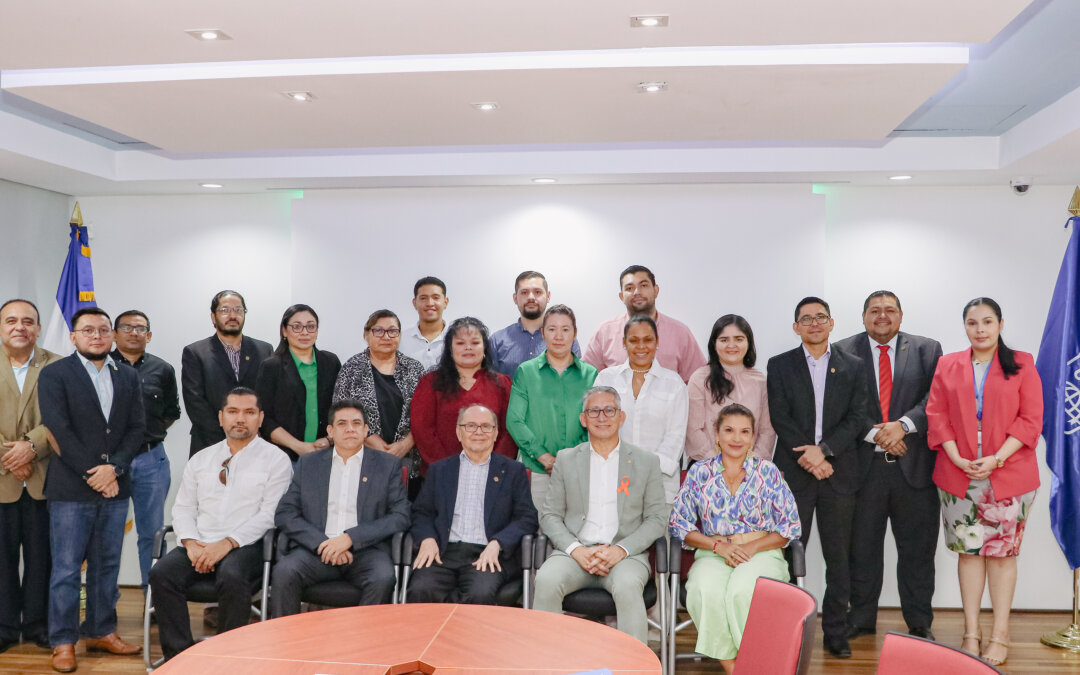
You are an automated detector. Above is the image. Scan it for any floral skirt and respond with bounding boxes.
[939,479,1035,557]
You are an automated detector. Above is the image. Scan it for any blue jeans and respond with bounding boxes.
[130,444,171,589]
[48,499,127,646]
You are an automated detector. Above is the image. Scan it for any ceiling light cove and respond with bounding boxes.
[631,15,669,28]
[889,175,913,181]
[200,183,224,188]
[532,177,557,184]
[185,29,231,41]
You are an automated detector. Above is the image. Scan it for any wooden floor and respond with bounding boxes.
[1,587,1079,674]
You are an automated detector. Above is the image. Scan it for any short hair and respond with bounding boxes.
[329,399,367,425]
[582,385,621,410]
[222,386,260,411]
[622,315,658,340]
[456,404,497,425]
[71,307,110,329]
[413,276,447,297]
[113,309,150,331]
[794,296,830,322]
[364,309,401,332]
[514,270,548,292]
[862,290,902,313]
[618,264,655,288]
[713,402,756,433]
[0,299,40,323]
[542,304,577,331]
[211,290,246,313]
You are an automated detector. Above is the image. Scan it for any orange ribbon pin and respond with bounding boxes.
[617,476,630,496]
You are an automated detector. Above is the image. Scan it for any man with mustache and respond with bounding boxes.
[490,271,580,378]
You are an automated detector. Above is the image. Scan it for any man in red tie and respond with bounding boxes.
[834,291,943,643]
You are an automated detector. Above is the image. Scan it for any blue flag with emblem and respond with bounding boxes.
[1036,213,1080,569]
[55,203,97,329]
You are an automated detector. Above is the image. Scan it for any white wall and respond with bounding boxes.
[0,179,72,306]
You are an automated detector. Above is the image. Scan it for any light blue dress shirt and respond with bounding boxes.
[77,352,116,419]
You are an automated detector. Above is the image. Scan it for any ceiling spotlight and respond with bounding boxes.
[532,178,557,184]
[200,183,224,189]
[631,15,669,28]
[283,91,315,102]
[185,29,232,41]
[472,102,499,111]
[889,175,913,181]
[638,81,667,93]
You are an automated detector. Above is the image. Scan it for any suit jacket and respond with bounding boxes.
[0,347,63,502]
[38,354,146,501]
[181,334,272,455]
[834,331,943,489]
[255,347,341,461]
[275,446,410,555]
[410,452,538,561]
[540,441,668,567]
[926,348,1042,500]
[766,345,871,495]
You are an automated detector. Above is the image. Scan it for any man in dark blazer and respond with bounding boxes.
[408,404,538,604]
[181,290,272,456]
[271,399,410,616]
[767,296,869,659]
[38,307,146,672]
[834,291,943,642]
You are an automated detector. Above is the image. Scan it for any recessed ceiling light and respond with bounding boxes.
[532,178,557,184]
[889,175,913,181]
[637,81,667,93]
[185,29,232,41]
[471,102,499,111]
[200,183,224,189]
[631,15,669,28]
[282,91,315,102]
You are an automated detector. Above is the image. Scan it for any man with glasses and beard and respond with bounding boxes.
[148,387,291,662]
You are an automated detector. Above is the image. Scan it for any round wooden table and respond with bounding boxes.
[154,603,662,674]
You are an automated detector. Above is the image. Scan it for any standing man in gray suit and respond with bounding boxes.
[533,385,668,644]
[271,399,411,617]
[834,291,943,641]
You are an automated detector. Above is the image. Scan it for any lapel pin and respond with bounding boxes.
[493,476,499,482]
[245,355,250,360]
[830,367,836,373]
[901,345,907,351]
[362,476,368,482]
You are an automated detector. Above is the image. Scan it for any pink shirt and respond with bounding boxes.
[685,364,776,461]
[583,311,707,383]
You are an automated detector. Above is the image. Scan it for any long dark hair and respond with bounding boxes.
[276,303,319,355]
[705,315,757,404]
[963,297,1020,378]
[432,317,502,394]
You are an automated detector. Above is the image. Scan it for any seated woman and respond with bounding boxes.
[669,403,801,674]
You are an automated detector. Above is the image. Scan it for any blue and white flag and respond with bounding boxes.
[41,204,97,354]
[1036,214,1080,569]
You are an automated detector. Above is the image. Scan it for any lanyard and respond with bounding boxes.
[973,361,991,421]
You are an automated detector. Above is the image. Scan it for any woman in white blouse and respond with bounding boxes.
[594,316,689,502]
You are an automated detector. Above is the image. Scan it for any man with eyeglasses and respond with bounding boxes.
[181,290,273,456]
[109,310,180,595]
[766,296,870,659]
[38,307,146,671]
[408,404,537,605]
[533,386,667,644]
[149,387,291,662]
[490,271,580,377]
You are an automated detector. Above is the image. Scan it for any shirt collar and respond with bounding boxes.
[801,344,831,361]
[867,333,898,353]
[460,449,492,467]
[333,447,364,465]
[110,348,144,367]
[589,442,621,460]
[407,322,447,343]
[218,337,241,353]
[11,349,34,371]
[76,351,116,371]
[539,352,582,372]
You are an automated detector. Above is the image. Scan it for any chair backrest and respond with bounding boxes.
[734,577,817,675]
[877,632,1003,674]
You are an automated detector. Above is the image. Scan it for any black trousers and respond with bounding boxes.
[793,478,857,643]
[0,489,50,644]
[270,546,395,618]
[148,543,262,660]
[407,542,517,605]
[848,453,940,631]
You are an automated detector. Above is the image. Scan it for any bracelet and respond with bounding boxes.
[712,539,723,554]
[994,454,1005,469]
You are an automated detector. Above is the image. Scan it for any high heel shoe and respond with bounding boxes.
[982,636,1009,666]
[961,632,982,656]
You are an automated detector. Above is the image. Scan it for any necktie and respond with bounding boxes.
[878,345,892,422]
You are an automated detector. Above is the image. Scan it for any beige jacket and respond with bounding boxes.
[0,346,62,502]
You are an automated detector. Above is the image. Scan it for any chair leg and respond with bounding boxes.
[143,586,153,671]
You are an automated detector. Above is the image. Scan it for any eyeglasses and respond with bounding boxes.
[584,406,620,419]
[216,307,246,316]
[369,327,401,338]
[458,422,497,434]
[74,328,113,337]
[287,323,318,334]
[219,456,232,485]
[117,325,149,335]
[797,314,831,326]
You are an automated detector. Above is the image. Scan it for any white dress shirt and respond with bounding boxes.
[172,435,293,547]
[863,334,917,451]
[76,351,115,419]
[325,448,364,537]
[594,361,688,501]
[11,349,33,393]
[568,444,621,554]
[401,322,448,372]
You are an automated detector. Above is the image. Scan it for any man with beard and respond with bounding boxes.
[181,291,272,456]
[38,308,146,672]
[583,265,705,383]
[490,271,581,378]
[148,387,292,661]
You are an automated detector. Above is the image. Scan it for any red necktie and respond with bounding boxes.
[878,345,892,422]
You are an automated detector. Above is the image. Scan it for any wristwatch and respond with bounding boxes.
[899,420,911,433]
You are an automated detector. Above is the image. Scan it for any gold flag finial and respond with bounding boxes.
[70,202,83,226]
[1069,186,1080,218]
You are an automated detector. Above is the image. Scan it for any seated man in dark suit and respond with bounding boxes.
[271,399,411,617]
[408,404,538,604]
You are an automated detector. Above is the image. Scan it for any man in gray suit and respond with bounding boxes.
[833,291,943,641]
[271,399,410,617]
[533,385,667,644]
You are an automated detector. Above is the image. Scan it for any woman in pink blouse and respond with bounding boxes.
[686,315,776,461]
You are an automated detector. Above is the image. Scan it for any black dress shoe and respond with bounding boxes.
[909,627,936,641]
[846,624,876,639]
[824,636,852,658]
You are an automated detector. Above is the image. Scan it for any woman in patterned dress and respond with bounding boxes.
[669,403,801,673]
[926,297,1043,666]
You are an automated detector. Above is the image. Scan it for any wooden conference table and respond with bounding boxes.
[154,603,662,674]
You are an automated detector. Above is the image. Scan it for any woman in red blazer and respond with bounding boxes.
[926,297,1042,667]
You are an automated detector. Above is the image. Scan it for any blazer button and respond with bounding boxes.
[100,454,108,460]
[105,428,111,434]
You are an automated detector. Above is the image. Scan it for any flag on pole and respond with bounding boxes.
[41,203,97,355]
[1036,195,1080,570]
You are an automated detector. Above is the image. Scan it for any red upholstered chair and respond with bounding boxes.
[730,576,817,675]
[877,632,1003,674]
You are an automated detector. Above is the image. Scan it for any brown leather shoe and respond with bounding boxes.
[51,644,76,672]
[84,632,141,655]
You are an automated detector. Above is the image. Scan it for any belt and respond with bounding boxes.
[721,530,769,545]
[874,450,900,464]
